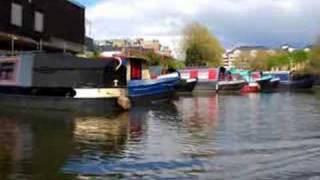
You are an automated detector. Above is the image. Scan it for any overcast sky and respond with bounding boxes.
[76,0,320,54]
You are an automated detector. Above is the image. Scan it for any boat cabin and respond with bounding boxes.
[101,56,151,82]
[0,54,127,88]
[0,53,127,97]
[179,68,218,82]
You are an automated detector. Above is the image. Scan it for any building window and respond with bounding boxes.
[11,3,23,27]
[34,11,44,32]
[0,62,16,81]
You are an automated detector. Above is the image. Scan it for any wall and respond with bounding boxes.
[0,0,85,52]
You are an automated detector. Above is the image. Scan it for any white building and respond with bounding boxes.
[223,46,275,69]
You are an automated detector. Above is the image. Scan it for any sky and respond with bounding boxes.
[75,0,320,56]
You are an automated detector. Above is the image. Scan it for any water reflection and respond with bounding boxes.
[175,95,219,132]
[74,113,129,155]
[0,108,75,180]
[1,91,320,179]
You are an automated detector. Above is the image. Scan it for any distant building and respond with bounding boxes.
[142,40,161,53]
[95,38,173,58]
[159,46,172,57]
[112,39,129,48]
[281,44,296,53]
[0,0,85,54]
[303,45,314,52]
[223,46,275,69]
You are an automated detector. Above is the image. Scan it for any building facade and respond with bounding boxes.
[95,38,172,57]
[0,0,85,54]
[223,46,276,69]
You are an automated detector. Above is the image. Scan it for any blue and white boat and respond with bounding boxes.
[121,57,180,104]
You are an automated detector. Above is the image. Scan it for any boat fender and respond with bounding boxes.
[114,79,119,87]
[117,96,131,110]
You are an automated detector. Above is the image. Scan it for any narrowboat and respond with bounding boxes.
[264,71,314,90]
[121,57,180,104]
[0,53,130,111]
[179,68,219,92]
[216,67,247,92]
[176,78,198,93]
[229,69,279,93]
[149,66,198,93]
[251,72,280,92]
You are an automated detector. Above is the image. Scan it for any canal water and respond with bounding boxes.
[1,90,320,179]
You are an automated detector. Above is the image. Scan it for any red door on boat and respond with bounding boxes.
[131,61,142,80]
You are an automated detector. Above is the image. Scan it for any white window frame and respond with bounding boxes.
[11,3,23,27]
[34,11,44,32]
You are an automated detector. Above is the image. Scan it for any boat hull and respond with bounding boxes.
[193,81,217,92]
[241,83,260,93]
[0,85,126,112]
[217,80,247,92]
[177,79,198,93]
[256,78,280,92]
[128,77,180,104]
[0,93,121,113]
[279,77,314,90]
[264,72,314,91]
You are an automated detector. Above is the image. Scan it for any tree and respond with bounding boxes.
[308,45,320,74]
[182,22,224,67]
[233,49,310,71]
[233,52,252,69]
[125,48,184,69]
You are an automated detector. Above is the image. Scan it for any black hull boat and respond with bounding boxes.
[216,80,247,92]
[177,78,198,93]
[279,76,314,90]
[265,71,314,91]
[256,77,280,92]
[0,93,121,112]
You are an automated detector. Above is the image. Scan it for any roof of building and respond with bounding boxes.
[228,46,271,54]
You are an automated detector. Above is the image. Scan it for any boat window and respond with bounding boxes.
[0,62,16,81]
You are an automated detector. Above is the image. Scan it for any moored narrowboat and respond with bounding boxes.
[179,68,219,92]
[0,53,130,111]
[216,67,247,92]
[176,78,198,93]
[264,71,314,90]
[251,72,280,92]
[149,66,198,93]
[121,57,180,104]
[229,69,279,93]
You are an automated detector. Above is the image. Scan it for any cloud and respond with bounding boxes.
[84,0,320,54]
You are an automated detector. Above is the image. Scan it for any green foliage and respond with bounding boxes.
[290,50,310,64]
[182,22,224,67]
[185,44,204,66]
[308,45,320,74]
[126,49,185,69]
[234,49,310,71]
